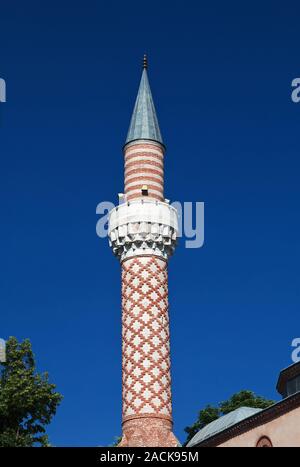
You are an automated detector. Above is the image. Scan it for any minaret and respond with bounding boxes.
[108,56,178,447]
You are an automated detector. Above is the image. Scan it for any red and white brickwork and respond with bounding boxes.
[108,153,178,445]
[121,256,172,420]
[120,255,178,447]
[124,140,164,201]
[108,65,179,447]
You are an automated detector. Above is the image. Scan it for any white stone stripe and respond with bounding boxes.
[125,163,164,174]
[125,179,163,190]
[126,188,163,198]
[125,153,163,163]
[126,168,164,179]
[125,155,163,167]
[125,172,163,182]
[125,147,164,157]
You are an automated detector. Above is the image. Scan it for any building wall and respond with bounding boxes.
[218,407,300,447]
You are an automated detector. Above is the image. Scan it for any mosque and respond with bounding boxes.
[107,57,300,447]
[187,361,300,447]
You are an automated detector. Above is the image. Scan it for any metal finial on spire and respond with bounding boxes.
[125,56,163,146]
[143,54,148,69]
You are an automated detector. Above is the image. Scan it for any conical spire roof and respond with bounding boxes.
[125,59,163,146]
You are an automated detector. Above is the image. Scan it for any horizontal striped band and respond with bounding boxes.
[125,171,163,183]
[125,155,163,167]
[124,143,164,155]
[125,167,164,179]
[125,151,163,162]
[125,160,164,172]
[126,183,163,195]
[125,178,163,190]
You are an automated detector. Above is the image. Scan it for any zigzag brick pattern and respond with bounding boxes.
[121,255,172,421]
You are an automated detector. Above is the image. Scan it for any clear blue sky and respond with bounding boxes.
[1,1,299,446]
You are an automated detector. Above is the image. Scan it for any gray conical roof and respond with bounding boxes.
[125,68,163,146]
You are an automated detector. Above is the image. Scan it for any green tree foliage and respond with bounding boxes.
[109,435,122,447]
[184,390,275,445]
[0,337,63,447]
[219,390,274,415]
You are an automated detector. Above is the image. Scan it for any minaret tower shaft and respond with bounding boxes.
[108,57,178,447]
